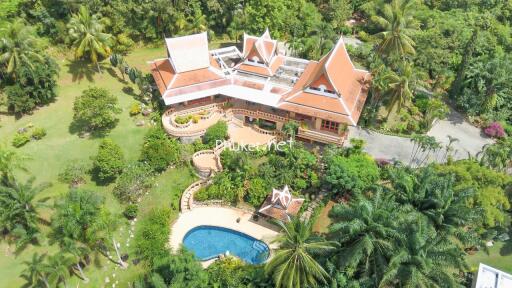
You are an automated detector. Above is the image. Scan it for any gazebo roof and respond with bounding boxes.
[258,185,304,222]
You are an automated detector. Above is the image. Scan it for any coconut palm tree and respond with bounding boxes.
[0,177,50,250]
[382,61,419,114]
[21,253,51,288]
[67,6,113,72]
[379,220,467,287]
[265,218,336,288]
[372,0,419,61]
[303,22,335,60]
[0,19,43,77]
[186,10,208,34]
[328,189,402,286]
[282,121,299,141]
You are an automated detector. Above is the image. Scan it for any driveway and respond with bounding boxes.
[347,109,494,164]
[427,110,494,160]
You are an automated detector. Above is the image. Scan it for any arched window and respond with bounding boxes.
[318,85,327,92]
[252,56,260,62]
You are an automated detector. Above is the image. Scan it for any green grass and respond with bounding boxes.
[0,45,199,287]
[466,241,512,274]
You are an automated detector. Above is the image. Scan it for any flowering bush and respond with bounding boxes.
[484,122,506,138]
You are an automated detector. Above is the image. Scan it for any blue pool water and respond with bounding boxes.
[183,225,270,264]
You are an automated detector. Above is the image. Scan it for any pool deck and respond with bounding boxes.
[170,207,280,267]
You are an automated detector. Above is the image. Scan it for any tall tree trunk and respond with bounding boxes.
[112,237,127,268]
[76,262,89,283]
[42,278,50,288]
[449,29,478,99]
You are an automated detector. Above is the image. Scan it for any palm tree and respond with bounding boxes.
[68,6,113,72]
[303,22,335,60]
[0,177,50,250]
[61,238,90,283]
[328,189,402,285]
[282,121,299,141]
[265,218,336,288]
[186,10,208,34]
[0,19,43,76]
[382,61,418,114]
[0,144,27,184]
[372,0,419,61]
[21,253,50,288]
[386,167,481,247]
[379,220,467,287]
[46,252,74,288]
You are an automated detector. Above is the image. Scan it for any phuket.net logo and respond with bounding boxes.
[216,139,294,152]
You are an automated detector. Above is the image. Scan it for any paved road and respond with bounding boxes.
[347,110,494,164]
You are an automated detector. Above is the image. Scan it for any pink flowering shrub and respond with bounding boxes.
[484,122,506,138]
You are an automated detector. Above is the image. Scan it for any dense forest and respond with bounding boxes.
[0,0,511,287]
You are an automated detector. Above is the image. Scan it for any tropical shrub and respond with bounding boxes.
[123,204,138,220]
[207,257,257,288]
[134,207,172,265]
[31,127,47,140]
[203,121,228,147]
[129,103,141,116]
[113,162,153,203]
[436,160,511,227]
[58,161,89,187]
[142,250,208,287]
[195,172,241,204]
[245,177,269,207]
[324,153,379,195]
[72,87,121,134]
[6,57,59,114]
[92,139,125,182]
[484,122,506,138]
[12,133,30,148]
[139,127,180,172]
[174,115,192,124]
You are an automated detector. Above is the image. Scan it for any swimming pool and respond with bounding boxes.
[183,225,270,264]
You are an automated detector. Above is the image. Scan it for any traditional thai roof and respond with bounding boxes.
[165,32,210,73]
[258,186,304,222]
[149,31,371,126]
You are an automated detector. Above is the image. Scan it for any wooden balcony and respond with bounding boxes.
[297,127,345,145]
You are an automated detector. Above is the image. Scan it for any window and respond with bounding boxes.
[321,120,339,132]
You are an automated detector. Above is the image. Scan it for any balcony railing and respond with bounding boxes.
[297,127,345,145]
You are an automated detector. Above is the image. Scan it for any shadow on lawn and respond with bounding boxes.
[106,67,128,84]
[500,240,512,256]
[68,119,119,140]
[66,59,111,83]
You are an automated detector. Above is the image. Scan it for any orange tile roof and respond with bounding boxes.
[237,63,273,76]
[150,32,371,126]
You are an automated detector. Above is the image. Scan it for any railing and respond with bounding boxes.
[173,103,223,116]
[230,108,288,123]
[180,180,208,212]
[192,150,220,176]
[252,126,277,136]
[297,127,344,145]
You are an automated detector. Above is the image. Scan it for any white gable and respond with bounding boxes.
[165,32,210,73]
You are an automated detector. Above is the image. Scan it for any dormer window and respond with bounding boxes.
[247,55,265,65]
[306,84,336,97]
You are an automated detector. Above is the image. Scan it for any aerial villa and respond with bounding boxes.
[150,29,371,146]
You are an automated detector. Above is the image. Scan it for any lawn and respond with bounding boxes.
[466,241,512,274]
[0,46,197,287]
